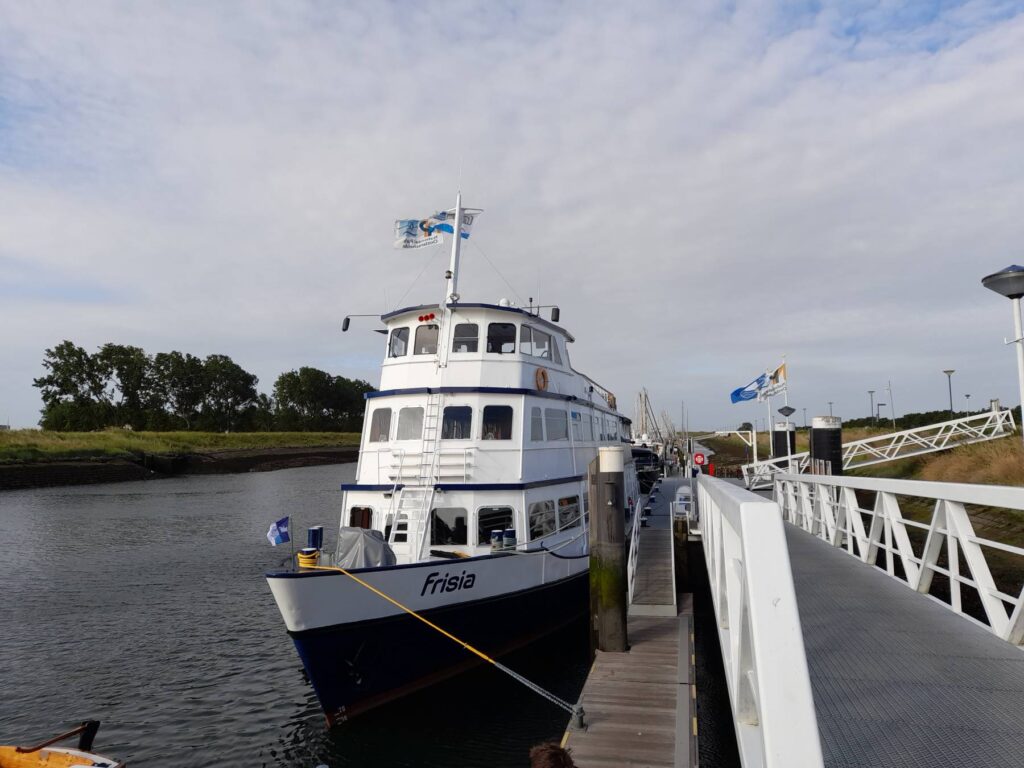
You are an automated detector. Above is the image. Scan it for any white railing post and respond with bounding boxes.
[698,475,824,768]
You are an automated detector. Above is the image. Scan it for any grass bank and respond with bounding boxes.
[0,430,361,463]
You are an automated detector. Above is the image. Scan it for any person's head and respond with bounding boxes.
[529,742,576,768]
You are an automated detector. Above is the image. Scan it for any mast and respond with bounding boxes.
[446,191,463,304]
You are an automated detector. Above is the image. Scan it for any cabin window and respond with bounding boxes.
[528,500,557,540]
[610,420,619,440]
[530,406,544,441]
[545,408,568,441]
[349,506,373,529]
[558,496,581,529]
[482,405,513,440]
[368,408,391,442]
[519,325,533,356]
[478,506,515,545]
[430,507,468,545]
[388,327,409,357]
[414,324,439,355]
[442,406,472,439]
[396,406,424,440]
[532,328,552,360]
[592,415,601,441]
[582,411,593,441]
[552,339,563,365]
[452,323,479,353]
[571,411,583,441]
[487,323,517,354]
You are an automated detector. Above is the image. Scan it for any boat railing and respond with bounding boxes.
[626,494,643,605]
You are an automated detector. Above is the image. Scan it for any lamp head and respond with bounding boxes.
[982,265,1024,299]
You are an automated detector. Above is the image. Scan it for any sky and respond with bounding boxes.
[2,0,1024,431]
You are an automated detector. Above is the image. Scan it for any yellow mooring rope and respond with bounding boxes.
[304,563,582,720]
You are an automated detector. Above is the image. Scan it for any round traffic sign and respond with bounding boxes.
[694,453,706,466]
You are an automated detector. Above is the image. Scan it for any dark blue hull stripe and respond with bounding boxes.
[288,573,589,722]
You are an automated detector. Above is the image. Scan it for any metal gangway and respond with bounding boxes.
[741,407,1016,489]
[696,472,1024,768]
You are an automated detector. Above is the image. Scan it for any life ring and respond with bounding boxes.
[535,367,549,391]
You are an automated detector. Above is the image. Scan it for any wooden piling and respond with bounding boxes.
[588,449,628,652]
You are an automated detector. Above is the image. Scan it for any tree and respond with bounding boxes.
[33,341,108,430]
[199,354,259,431]
[94,343,155,429]
[273,367,373,431]
[738,422,754,433]
[152,351,206,429]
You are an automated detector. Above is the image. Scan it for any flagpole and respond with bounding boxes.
[446,192,463,304]
[290,515,295,570]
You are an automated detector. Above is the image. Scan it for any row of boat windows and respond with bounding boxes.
[350,494,585,545]
[367,405,622,443]
[388,322,563,364]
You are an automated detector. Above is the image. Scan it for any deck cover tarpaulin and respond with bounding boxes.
[336,527,397,569]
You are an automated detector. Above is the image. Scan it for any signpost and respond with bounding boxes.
[694,453,706,466]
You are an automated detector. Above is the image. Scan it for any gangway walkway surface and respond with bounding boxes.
[787,523,1024,767]
[629,478,679,616]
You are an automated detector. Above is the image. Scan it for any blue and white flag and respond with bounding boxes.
[394,210,477,249]
[730,374,767,404]
[266,516,291,546]
[433,210,475,240]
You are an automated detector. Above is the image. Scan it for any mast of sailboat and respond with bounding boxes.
[446,191,463,304]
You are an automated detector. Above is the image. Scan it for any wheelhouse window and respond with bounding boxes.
[487,323,517,354]
[452,323,479,353]
[482,405,513,440]
[558,496,581,529]
[582,411,593,441]
[414,324,439,355]
[478,506,514,545]
[442,406,472,439]
[520,325,552,359]
[530,406,544,442]
[571,411,583,441]
[545,408,568,441]
[528,500,556,540]
[552,339,563,365]
[396,406,424,440]
[430,507,468,545]
[388,327,409,357]
[368,408,391,442]
[349,506,373,529]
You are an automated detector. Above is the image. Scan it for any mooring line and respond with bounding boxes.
[306,563,582,719]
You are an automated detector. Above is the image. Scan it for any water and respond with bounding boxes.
[0,464,589,767]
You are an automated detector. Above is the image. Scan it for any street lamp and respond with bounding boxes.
[943,370,955,417]
[877,402,886,423]
[965,393,971,413]
[868,390,876,426]
[802,407,807,428]
[982,265,1024,447]
[827,401,833,417]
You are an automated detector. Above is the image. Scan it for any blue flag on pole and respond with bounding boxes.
[730,374,767,404]
[267,516,290,546]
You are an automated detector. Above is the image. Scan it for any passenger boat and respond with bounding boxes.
[266,195,636,724]
[1,721,122,768]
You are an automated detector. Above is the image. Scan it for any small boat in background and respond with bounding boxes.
[0,721,123,768]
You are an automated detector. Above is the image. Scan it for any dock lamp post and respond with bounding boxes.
[827,401,833,417]
[965,393,972,413]
[943,370,955,417]
[982,265,1024,447]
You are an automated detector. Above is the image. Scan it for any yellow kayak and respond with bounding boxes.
[0,721,122,768]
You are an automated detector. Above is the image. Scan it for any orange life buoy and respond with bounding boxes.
[535,367,549,391]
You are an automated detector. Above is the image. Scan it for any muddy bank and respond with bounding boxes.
[0,445,359,491]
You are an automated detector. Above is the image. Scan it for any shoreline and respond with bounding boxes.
[0,445,360,491]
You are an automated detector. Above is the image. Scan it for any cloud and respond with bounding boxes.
[1,1,1023,429]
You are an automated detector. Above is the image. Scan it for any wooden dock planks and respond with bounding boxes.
[564,597,695,768]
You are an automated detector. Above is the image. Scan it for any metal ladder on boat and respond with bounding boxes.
[388,393,444,560]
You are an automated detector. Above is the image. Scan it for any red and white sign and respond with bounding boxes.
[693,453,706,466]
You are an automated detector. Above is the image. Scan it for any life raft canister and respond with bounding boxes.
[535,367,549,390]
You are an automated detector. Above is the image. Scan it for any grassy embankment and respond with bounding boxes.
[0,429,361,463]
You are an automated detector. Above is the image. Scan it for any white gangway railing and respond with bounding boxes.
[774,472,1024,644]
[742,408,1016,489]
[697,475,824,768]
